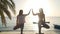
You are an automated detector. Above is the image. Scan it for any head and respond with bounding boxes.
[39,8,43,14]
[19,10,23,15]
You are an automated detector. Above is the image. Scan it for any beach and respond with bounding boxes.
[0,31,35,34]
[0,30,60,34]
[0,17,60,34]
[0,31,59,34]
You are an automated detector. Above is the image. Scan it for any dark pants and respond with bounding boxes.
[13,23,24,34]
[20,23,24,34]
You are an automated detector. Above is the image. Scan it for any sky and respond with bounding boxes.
[13,0,60,17]
[7,0,60,30]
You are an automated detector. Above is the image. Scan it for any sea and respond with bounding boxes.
[0,17,60,34]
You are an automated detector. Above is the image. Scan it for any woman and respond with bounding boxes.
[32,8,50,34]
[13,9,30,34]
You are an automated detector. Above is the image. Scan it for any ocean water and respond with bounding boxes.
[0,17,60,33]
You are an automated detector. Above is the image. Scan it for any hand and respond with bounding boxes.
[32,9,34,14]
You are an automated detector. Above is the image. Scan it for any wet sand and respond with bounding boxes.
[0,30,60,34]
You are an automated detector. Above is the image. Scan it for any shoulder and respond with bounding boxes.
[23,14,27,16]
[17,15,20,18]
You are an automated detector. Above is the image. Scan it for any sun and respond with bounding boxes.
[23,0,51,31]
[23,0,51,16]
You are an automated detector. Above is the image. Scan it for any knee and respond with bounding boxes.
[45,26,50,29]
[43,25,50,29]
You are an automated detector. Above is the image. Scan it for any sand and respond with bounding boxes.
[0,30,60,34]
[0,31,59,34]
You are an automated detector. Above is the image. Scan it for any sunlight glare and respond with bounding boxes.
[23,0,50,31]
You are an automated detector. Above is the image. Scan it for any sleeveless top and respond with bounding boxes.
[17,15,26,24]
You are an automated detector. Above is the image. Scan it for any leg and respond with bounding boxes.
[20,24,24,34]
[38,21,44,34]
[42,23,50,29]
[13,25,19,30]
[38,23,41,34]
[21,28,23,34]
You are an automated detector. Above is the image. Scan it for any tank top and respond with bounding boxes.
[17,15,26,24]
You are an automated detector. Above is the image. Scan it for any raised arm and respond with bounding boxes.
[32,9,38,15]
[16,15,18,25]
[24,9,31,16]
[44,14,45,22]
[27,10,30,15]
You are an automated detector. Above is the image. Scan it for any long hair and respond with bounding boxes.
[19,10,23,15]
[39,8,44,14]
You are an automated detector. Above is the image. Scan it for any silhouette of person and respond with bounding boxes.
[32,8,50,34]
[13,9,30,34]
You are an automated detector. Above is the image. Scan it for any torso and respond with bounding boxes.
[38,13,44,21]
[17,15,26,24]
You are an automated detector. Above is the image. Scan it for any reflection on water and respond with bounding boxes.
[0,17,60,33]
